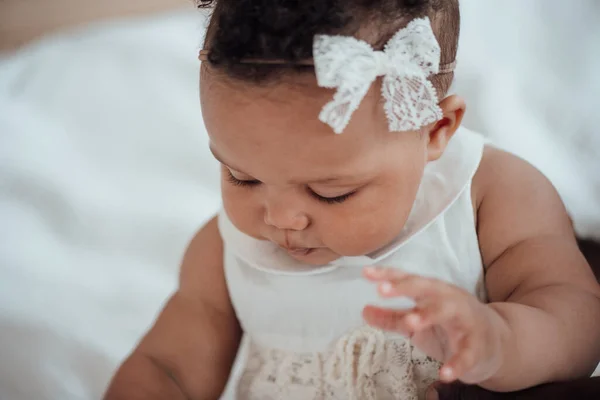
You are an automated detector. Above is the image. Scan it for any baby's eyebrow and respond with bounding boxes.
[293,174,368,186]
[210,145,367,185]
[209,146,223,163]
[305,176,346,184]
[210,146,246,173]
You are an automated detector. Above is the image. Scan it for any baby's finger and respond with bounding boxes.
[363,305,414,336]
[440,335,478,384]
[363,266,407,282]
[414,297,465,330]
[378,276,451,301]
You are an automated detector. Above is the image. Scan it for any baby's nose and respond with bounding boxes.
[264,207,309,231]
[263,195,309,231]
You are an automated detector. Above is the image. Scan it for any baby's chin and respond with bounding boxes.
[286,243,382,266]
[286,247,342,266]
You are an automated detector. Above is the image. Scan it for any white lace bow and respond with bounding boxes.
[314,17,444,134]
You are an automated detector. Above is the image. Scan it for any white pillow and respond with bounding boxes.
[456,0,600,239]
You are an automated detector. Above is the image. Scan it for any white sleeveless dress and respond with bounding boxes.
[219,127,487,400]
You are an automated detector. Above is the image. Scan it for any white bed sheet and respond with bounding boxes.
[0,10,221,400]
[0,2,598,399]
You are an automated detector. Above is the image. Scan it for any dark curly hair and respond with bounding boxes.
[197,0,459,94]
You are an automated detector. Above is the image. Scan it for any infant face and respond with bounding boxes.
[201,69,429,265]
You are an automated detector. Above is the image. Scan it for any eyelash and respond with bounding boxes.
[226,171,261,187]
[226,170,356,205]
[314,190,356,205]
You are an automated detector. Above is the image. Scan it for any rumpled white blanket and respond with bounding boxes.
[0,2,598,399]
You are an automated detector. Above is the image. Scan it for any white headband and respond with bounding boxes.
[199,17,452,134]
[314,17,445,134]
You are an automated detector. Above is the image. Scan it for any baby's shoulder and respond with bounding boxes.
[472,145,571,266]
[472,146,558,211]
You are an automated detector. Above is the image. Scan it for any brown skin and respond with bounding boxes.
[207,73,432,266]
[104,66,600,398]
[363,147,600,390]
[430,237,600,399]
[103,217,241,399]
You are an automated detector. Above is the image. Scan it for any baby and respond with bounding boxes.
[104,0,600,399]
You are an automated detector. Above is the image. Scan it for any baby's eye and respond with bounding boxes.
[310,190,357,205]
[226,170,261,187]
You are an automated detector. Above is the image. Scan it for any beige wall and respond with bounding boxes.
[0,0,189,52]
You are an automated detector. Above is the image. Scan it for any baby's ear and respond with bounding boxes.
[426,95,466,162]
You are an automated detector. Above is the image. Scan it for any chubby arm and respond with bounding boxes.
[104,216,242,400]
[474,147,600,391]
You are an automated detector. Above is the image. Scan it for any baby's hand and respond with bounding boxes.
[362,267,505,385]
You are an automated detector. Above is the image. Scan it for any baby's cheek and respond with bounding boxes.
[325,205,406,256]
[222,188,263,239]
[364,216,404,250]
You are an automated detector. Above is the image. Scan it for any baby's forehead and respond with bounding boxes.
[204,74,422,184]
[202,67,327,103]
[201,68,387,135]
